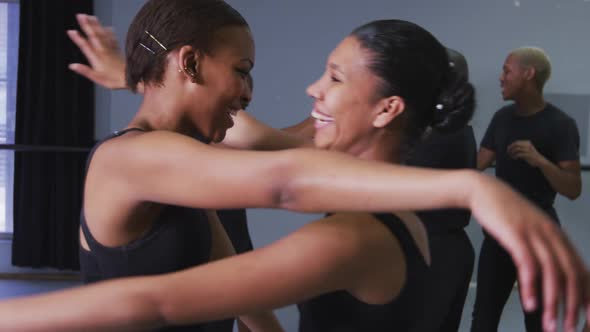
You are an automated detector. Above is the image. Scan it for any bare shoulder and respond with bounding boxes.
[93,130,209,161]
[88,130,218,185]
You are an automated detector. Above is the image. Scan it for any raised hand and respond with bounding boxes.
[507,140,545,167]
[67,14,127,89]
[469,173,588,332]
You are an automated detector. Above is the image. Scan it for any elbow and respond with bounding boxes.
[476,162,486,171]
[259,150,296,210]
[157,294,194,328]
[270,149,315,212]
[112,284,169,330]
[562,182,582,200]
[571,180,582,200]
[274,160,302,211]
[565,188,581,200]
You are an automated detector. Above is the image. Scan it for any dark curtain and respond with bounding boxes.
[12,0,94,269]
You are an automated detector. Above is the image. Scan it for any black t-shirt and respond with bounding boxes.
[481,103,580,209]
[405,126,477,232]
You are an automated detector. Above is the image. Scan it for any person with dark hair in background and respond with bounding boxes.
[52,7,590,332]
[403,48,477,332]
[472,46,582,332]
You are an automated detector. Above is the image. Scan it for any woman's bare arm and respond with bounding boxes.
[220,112,312,151]
[89,130,590,330]
[0,213,399,331]
[281,116,315,139]
[69,14,590,330]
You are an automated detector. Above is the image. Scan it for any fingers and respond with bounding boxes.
[68,64,106,87]
[85,15,111,52]
[76,14,112,53]
[475,180,586,331]
[528,230,560,332]
[543,226,584,332]
[103,27,120,50]
[507,142,523,157]
[67,29,98,65]
[76,14,100,50]
[530,218,585,332]
[512,152,534,163]
[511,151,523,160]
[507,142,517,156]
[506,227,539,312]
[506,202,584,332]
[507,141,533,157]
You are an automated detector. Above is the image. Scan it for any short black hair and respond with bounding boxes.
[125,0,248,92]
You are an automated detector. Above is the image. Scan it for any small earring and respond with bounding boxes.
[181,67,196,76]
[185,66,198,83]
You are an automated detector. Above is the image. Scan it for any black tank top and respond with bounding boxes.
[79,128,233,332]
[297,213,428,332]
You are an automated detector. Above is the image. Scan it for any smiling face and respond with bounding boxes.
[306,36,398,156]
[500,53,530,101]
[189,26,255,142]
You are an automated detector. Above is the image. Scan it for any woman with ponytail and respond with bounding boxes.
[0,6,585,331]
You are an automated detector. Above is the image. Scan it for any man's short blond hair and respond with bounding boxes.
[510,47,552,90]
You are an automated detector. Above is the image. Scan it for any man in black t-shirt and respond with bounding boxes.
[471,47,581,332]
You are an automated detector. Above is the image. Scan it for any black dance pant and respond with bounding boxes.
[413,229,475,332]
[471,207,559,332]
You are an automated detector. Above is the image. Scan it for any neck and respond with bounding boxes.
[128,88,201,138]
[353,131,402,164]
[513,88,545,116]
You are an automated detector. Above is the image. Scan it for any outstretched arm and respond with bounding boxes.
[93,130,590,332]
[282,117,315,140]
[0,211,587,332]
[220,112,312,150]
[70,14,590,330]
[0,214,392,331]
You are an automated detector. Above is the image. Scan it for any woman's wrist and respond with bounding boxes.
[454,169,483,211]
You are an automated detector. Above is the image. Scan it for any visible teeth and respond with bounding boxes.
[311,110,333,122]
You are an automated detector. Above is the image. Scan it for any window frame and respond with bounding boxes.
[0,0,19,238]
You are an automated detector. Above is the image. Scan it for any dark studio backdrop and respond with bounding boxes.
[12,0,94,269]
